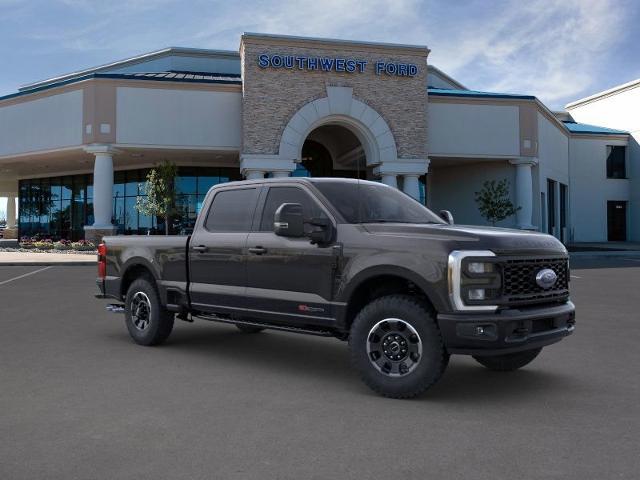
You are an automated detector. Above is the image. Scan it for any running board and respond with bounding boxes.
[194,314,335,337]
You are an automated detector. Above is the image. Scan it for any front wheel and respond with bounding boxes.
[349,295,449,399]
[124,276,174,346]
[473,347,542,372]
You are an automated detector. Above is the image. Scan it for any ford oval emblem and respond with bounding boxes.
[535,268,558,289]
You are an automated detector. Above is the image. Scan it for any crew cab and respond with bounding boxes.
[96,178,575,398]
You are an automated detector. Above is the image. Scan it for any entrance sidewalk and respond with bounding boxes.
[0,251,96,266]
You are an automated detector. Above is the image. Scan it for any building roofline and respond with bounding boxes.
[428,88,535,100]
[2,72,241,104]
[19,47,240,92]
[427,65,467,90]
[565,78,640,109]
[240,32,430,55]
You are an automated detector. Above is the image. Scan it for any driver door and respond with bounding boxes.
[244,184,338,326]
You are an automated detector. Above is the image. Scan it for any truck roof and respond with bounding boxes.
[212,177,384,188]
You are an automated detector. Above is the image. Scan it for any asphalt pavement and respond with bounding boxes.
[1,257,639,479]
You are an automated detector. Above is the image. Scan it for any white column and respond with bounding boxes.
[402,174,421,201]
[509,158,538,230]
[6,195,16,229]
[84,145,118,240]
[373,159,429,202]
[271,171,290,178]
[245,170,265,180]
[381,174,397,188]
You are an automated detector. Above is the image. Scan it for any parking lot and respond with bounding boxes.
[1,257,639,479]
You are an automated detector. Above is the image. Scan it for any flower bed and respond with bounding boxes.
[1,237,98,255]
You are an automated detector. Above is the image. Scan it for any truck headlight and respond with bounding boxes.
[448,251,500,312]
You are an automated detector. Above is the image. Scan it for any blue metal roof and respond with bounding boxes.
[562,121,628,135]
[428,87,535,100]
[0,71,242,102]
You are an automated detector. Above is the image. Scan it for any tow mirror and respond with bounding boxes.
[274,203,305,237]
[307,217,333,245]
[440,210,454,225]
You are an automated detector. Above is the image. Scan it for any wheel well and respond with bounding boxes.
[120,264,155,299]
[344,275,433,330]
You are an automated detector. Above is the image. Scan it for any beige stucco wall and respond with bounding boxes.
[240,35,429,160]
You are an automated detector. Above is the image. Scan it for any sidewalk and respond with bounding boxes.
[0,251,96,266]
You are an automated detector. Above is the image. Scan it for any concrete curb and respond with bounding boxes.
[0,261,96,266]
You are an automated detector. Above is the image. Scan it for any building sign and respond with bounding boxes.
[257,53,418,77]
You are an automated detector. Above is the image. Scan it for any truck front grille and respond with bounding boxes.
[501,257,569,306]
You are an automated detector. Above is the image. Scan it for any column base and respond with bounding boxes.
[84,225,117,244]
[2,227,18,240]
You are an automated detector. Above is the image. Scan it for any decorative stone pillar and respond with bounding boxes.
[244,170,265,180]
[509,157,538,230]
[84,145,118,243]
[3,195,17,239]
[373,159,429,201]
[380,174,398,188]
[240,154,295,180]
[402,174,421,200]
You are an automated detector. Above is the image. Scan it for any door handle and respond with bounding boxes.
[248,246,267,255]
[192,245,208,253]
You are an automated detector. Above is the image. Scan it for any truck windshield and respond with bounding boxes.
[312,181,446,224]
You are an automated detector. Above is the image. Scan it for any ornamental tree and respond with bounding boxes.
[135,161,178,235]
[474,179,520,226]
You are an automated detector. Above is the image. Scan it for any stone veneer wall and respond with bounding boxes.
[240,36,429,160]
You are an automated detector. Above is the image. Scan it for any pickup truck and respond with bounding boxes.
[96,177,575,398]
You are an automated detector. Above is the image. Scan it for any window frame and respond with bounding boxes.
[606,145,627,179]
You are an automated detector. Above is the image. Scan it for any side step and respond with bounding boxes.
[195,314,335,337]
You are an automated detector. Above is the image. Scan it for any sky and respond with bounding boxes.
[1,0,640,216]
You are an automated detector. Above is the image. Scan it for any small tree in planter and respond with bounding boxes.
[474,179,520,226]
[135,161,178,235]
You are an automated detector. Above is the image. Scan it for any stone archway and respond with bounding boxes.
[278,86,398,167]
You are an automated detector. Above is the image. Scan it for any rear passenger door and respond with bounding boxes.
[188,186,260,314]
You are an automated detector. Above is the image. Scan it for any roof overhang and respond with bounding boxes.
[19,47,240,93]
[565,78,640,109]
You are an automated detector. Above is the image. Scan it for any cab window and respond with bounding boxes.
[204,188,259,232]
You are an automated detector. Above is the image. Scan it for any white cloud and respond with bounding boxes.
[5,0,635,109]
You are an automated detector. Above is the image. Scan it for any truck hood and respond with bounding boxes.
[362,223,567,256]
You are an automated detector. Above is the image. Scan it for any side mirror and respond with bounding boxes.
[440,210,454,225]
[307,217,333,245]
[274,203,305,237]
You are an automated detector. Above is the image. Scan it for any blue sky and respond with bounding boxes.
[1,0,640,216]
[1,0,639,108]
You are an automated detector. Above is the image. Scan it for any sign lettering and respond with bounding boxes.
[257,54,418,77]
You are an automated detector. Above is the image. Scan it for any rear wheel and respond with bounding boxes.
[236,324,265,334]
[473,347,542,372]
[349,295,449,399]
[124,276,174,346]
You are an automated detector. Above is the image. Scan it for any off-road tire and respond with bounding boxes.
[473,347,542,372]
[349,294,449,399]
[236,324,265,334]
[124,276,174,346]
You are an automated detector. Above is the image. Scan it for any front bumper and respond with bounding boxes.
[437,301,575,356]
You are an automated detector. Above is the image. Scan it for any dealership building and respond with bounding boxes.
[0,33,636,243]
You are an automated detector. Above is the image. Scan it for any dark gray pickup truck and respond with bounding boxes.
[96,178,575,398]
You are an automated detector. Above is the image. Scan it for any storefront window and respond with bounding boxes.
[18,166,241,240]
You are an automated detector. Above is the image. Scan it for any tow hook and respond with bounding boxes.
[106,304,125,313]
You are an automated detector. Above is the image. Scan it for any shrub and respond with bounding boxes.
[71,240,96,251]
